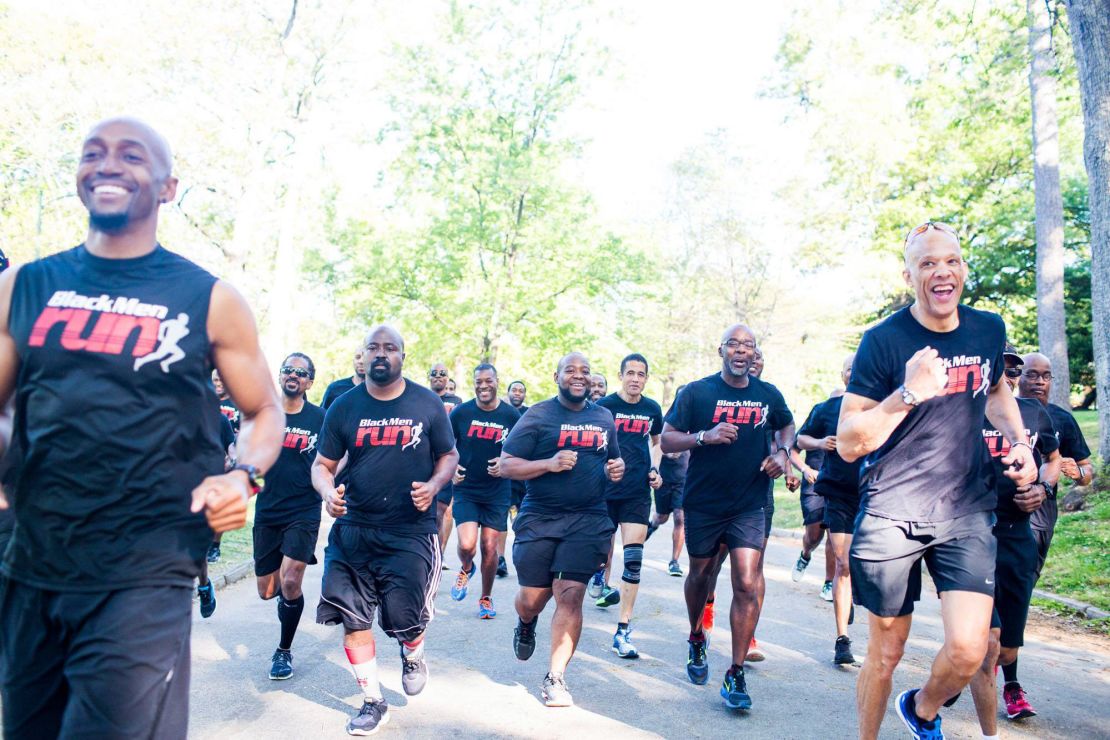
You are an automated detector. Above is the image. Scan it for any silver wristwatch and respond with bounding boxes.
[696,430,707,446]
[899,385,920,408]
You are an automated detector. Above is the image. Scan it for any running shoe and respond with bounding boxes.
[820,580,833,601]
[791,551,811,582]
[346,698,389,736]
[668,559,683,577]
[513,617,537,660]
[612,625,639,659]
[745,637,765,662]
[197,582,216,618]
[645,520,659,541]
[541,672,573,707]
[834,635,854,665]
[450,563,476,601]
[703,600,715,632]
[720,666,752,711]
[596,585,620,608]
[442,563,451,571]
[270,648,293,680]
[895,689,944,739]
[478,595,496,619]
[1003,682,1037,720]
[206,541,221,563]
[496,555,509,578]
[400,646,428,696]
[686,637,709,685]
[587,569,605,599]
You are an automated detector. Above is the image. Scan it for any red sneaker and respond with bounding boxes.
[1004,683,1037,720]
[702,600,715,632]
[745,637,765,662]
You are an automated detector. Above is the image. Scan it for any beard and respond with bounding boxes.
[88,210,131,233]
[281,383,301,399]
[369,362,395,384]
[559,384,588,403]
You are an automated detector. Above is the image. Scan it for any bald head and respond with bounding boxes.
[842,352,855,386]
[1017,352,1052,404]
[363,325,405,386]
[555,352,591,404]
[1022,352,1050,368]
[720,323,755,345]
[558,352,590,374]
[86,117,173,178]
[365,324,404,349]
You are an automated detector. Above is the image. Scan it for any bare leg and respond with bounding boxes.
[671,509,686,562]
[437,501,454,557]
[801,522,825,559]
[969,628,1001,738]
[684,555,718,632]
[915,590,993,719]
[549,579,587,674]
[728,547,763,665]
[824,536,835,583]
[857,613,912,740]
[456,521,479,572]
[828,533,853,636]
[516,585,553,622]
[478,527,500,596]
[618,522,648,624]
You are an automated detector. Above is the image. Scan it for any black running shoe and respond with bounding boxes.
[687,638,709,685]
[645,520,659,541]
[346,699,389,736]
[496,555,509,578]
[514,617,537,661]
[834,635,854,665]
[206,542,221,563]
[270,648,293,680]
[720,666,752,711]
[197,582,216,618]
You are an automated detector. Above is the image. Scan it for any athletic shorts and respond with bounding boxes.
[801,487,825,526]
[452,498,509,531]
[764,507,774,539]
[607,497,651,527]
[654,484,684,516]
[316,524,440,642]
[0,579,192,740]
[685,509,765,558]
[252,519,321,576]
[994,518,1039,648]
[1032,526,1053,580]
[512,511,613,588]
[436,483,453,506]
[849,510,996,618]
[823,496,860,535]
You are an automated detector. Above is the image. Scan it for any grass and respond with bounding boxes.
[206,497,256,581]
[1038,488,1110,612]
[1072,409,1099,455]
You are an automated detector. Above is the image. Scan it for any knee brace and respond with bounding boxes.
[622,544,644,584]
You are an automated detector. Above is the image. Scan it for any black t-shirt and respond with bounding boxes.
[219,414,235,454]
[322,377,359,410]
[256,401,326,525]
[798,396,861,500]
[439,393,464,415]
[983,397,1058,522]
[659,450,690,489]
[847,305,1005,523]
[795,402,826,472]
[319,380,455,533]
[502,398,621,515]
[219,396,241,434]
[596,393,663,501]
[450,399,520,504]
[664,374,793,518]
[1030,403,1092,533]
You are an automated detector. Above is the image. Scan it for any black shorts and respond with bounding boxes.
[654,484,684,516]
[850,510,996,618]
[823,496,860,535]
[606,497,651,527]
[316,524,440,642]
[994,518,1039,648]
[0,579,192,740]
[685,509,765,558]
[436,483,453,506]
[1032,526,1052,580]
[512,511,613,588]
[452,498,509,531]
[252,519,321,576]
[801,488,826,526]
[763,508,774,539]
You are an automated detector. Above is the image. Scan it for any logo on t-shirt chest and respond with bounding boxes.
[982,427,1036,458]
[220,403,240,425]
[356,417,423,450]
[712,400,768,428]
[614,413,653,437]
[284,425,318,453]
[557,423,608,450]
[467,420,507,443]
[938,355,991,398]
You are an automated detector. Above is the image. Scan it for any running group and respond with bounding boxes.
[0,118,1097,740]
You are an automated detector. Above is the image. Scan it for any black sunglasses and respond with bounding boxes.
[1004,368,1022,379]
[429,370,448,378]
[280,366,311,378]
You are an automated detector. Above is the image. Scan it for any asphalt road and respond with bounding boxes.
[189,521,1110,739]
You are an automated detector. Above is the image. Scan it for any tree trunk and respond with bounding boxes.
[1064,0,1110,464]
[1028,0,1072,407]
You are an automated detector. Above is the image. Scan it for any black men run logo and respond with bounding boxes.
[938,355,992,397]
[356,418,424,450]
[712,400,769,428]
[466,420,508,443]
[557,423,608,450]
[613,413,654,437]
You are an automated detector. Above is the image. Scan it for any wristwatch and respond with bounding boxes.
[696,430,707,447]
[232,463,265,495]
[899,385,920,408]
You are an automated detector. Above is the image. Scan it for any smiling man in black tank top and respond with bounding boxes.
[0,118,284,740]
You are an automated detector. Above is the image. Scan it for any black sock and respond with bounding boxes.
[1002,657,1018,684]
[689,629,705,642]
[728,663,743,676]
[277,594,305,651]
[799,550,811,562]
[909,690,935,729]
[706,594,715,605]
[618,622,629,630]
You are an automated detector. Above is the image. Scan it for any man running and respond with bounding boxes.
[312,325,457,736]
[647,383,690,577]
[322,349,366,410]
[500,352,624,706]
[790,390,836,601]
[498,380,529,577]
[195,410,238,619]
[837,221,1037,739]
[589,373,607,401]
[430,361,463,566]
[0,117,283,740]
[254,353,326,680]
[208,367,241,563]
[448,363,520,618]
[594,354,663,657]
[796,355,860,664]
[661,324,794,711]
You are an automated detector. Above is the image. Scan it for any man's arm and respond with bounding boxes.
[499,451,572,480]
[312,453,348,518]
[660,421,736,453]
[984,381,1036,486]
[410,449,460,513]
[0,266,22,461]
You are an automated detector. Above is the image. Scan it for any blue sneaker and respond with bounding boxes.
[197,582,216,618]
[612,625,639,659]
[686,638,708,685]
[587,569,605,599]
[896,689,945,739]
[478,595,496,619]
[720,667,752,711]
[595,586,620,608]
[450,564,476,601]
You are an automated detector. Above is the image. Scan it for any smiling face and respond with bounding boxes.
[474,368,499,406]
[620,360,648,398]
[903,228,967,325]
[749,348,764,378]
[558,354,592,403]
[279,355,314,399]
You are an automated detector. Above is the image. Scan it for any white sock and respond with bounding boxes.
[402,638,426,661]
[982,734,999,740]
[345,648,382,701]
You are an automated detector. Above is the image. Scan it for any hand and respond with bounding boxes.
[606,457,625,483]
[704,422,738,445]
[1001,442,1038,487]
[1013,483,1046,514]
[903,346,948,403]
[486,457,502,478]
[822,435,837,451]
[0,486,7,510]
[1059,457,1081,480]
[325,484,347,518]
[760,449,789,479]
[547,450,578,473]
[190,471,250,533]
[453,465,467,485]
[648,468,662,490]
[410,480,436,512]
[803,467,818,485]
[785,473,801,492]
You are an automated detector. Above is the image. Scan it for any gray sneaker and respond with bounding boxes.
[542,672,574,707]
[668,559,683,577]
[346,699,389,736]
[400,646,428,696]
[791,551,811,582]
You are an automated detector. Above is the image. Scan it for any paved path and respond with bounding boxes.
[190,522,1110,739]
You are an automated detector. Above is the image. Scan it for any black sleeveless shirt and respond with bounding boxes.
[2,244,226,591]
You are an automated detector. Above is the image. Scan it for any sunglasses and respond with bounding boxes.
[1004,368,1022,379]
[429,370,448,378]
[904,221,959,246]
[280,366,311,378]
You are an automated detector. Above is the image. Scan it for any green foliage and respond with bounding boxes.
[1038,489,1110,612]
